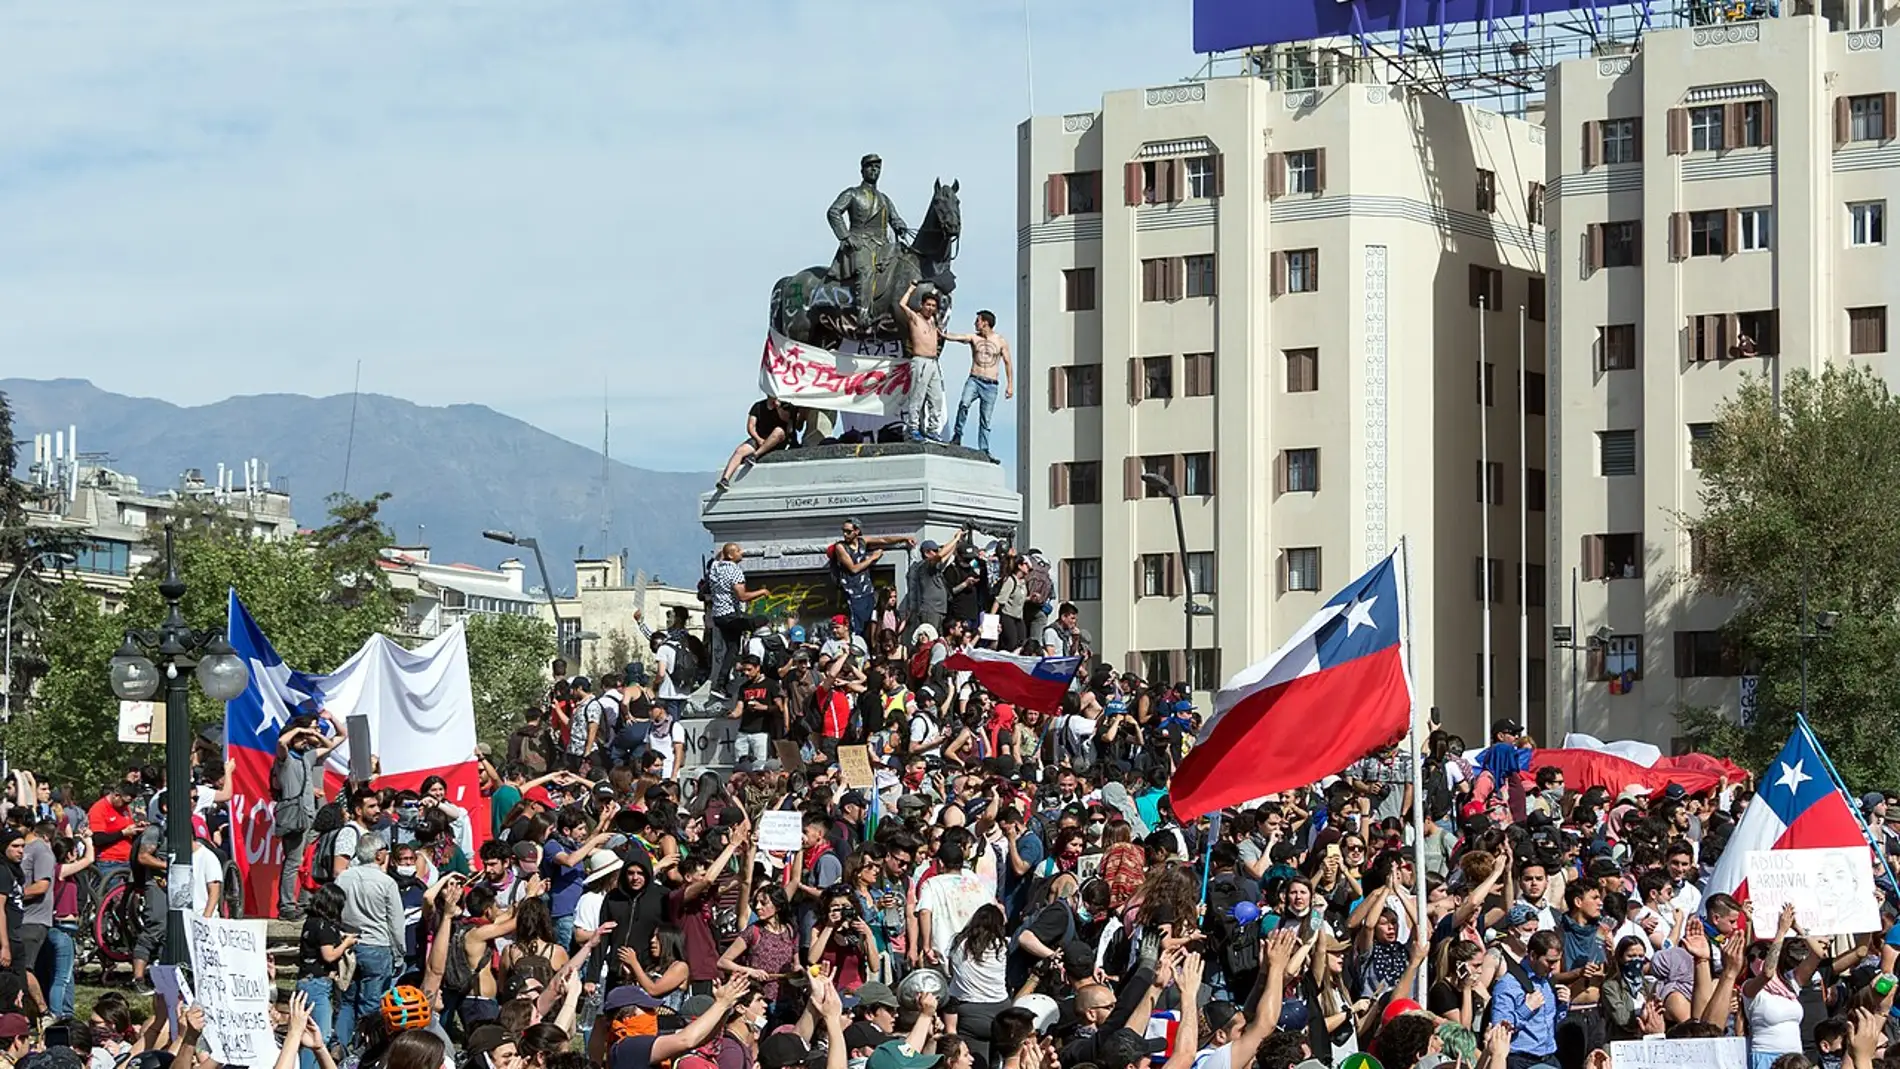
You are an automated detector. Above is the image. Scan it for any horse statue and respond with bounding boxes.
[771,178,961,350]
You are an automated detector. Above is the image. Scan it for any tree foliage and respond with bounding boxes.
[0,390,90,717]
[1679,364,1900,787]
[464,613,555,752]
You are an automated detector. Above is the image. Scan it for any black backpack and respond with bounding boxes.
[439,917,480,995]
[1204,872,1263,981]
[667,636,710,693]
[307,798,348,886]
[759,633,790,675]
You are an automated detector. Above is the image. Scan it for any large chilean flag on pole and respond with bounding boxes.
[1171,551,1412,820]
[1704,723,1870,905]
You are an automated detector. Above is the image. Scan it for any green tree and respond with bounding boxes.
[464,613,555,752]
[1680,364,1900,787]
[0,390,89,718]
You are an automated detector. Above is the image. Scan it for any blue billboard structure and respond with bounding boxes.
[1192,0,1658,53]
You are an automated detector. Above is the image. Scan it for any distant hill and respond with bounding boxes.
[1,378,711,588]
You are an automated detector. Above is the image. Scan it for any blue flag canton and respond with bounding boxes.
[1760,728,1844,827]
[1314,557,1403,668]
[1032,656,1084,684]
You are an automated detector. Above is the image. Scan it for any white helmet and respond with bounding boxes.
[1013,993,1059,1033]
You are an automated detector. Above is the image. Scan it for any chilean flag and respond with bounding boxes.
[942,648,1081,713]
[1704,723,1870,905]
[225,590,328,919]
[1171,552,1412,820]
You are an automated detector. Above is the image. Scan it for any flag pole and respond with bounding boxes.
[1796,713,1900,891]
[1518,304,1529,739]
[1399,537,1428,999]
[1480,297,1493,744]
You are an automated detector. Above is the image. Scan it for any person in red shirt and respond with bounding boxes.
[85,783,148,875]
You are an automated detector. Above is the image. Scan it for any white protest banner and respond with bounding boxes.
[1610,1037,1745,1069]
[118,701,165,744]
[1746,846,1880,937]
[758,809,803,853]
[759,331,913,417]
[185,915,278,1066]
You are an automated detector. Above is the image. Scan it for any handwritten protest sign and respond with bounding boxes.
[185,916,278,1066]
[1610,1036,1745,1069]
[1746,847,1879,937]
[838,746,875,788]
[758,810,803,854]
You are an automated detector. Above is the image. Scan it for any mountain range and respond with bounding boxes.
[1,378,712,588]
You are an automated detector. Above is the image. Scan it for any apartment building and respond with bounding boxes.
[1018,75,1551,737]
[1545,12,1896,745]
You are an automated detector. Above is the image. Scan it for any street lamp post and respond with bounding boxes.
[105,525,250,963]
[483,529,567,654]
[1798,568,1839,718]
[1140,473,1212,692]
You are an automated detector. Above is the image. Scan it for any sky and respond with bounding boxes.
[0,0,1201,476]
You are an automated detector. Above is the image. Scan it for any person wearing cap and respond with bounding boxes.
[909,529,964,637]
[0,1011,28,1065]
[829,520,906,640]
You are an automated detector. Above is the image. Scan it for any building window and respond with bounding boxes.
[1469,265,1503,310]
[1850,201,1886,246]
[1142,356,1174,400]
[1182,352,1215,397]
[1740,100,1768,147]
[1527,182,1545,225]
[1055,365,1101,408]
[1676,630,1742,678]
[74,539,131,577]
[1599,430,1638,476]
[1139,553,1175,597]
[1188,649,1221,692]
[1185,155,1217,199]
[1473,557,1503,602]
[1286,149,1321,193]
[1282,448,1320,493]
[1139,160,1165,203]
[1476,168,1497,213]
[1064,557,1102,601]
[1527,468,1546,511]
[1139,455,1175,496]
[1602,118,1638,164]
[1738,208,1773,252]
[1600,324,1637,371]
[1184,254,1218,297]
[1528,276,1546,322]
[1735,310,1778,356]
[1689,422,1717,468]
[1051,461,1101,506]
[1476,460,1503,505]
[1476,654,1495,697]
[1523,564,1547,607]
[1274,249,1319,295]
[1590,635,1643,683]
[1689,314,1731,363]
[1849,94,1889,143]
[1524,370,1547,416]
[1141,651,1173,687]
[1689,210,1727,257]
[1063,268,1096,311]
[1477,361,1495,407]
[1592,221,1641,268]
[1850,306,1888,354]
[1047,171,1102,216]
[1182,452,1215,496]
[1282,547,1322,593]
[1140,258,1176,302]
[1689,105,1726,151]
[1185,551,1217,595]
[1581,533,1644,580]
[1285,348,1319,392]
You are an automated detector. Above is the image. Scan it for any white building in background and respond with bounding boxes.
[1544,12,1899,745]
[378,547,540,638]
[1018,75,1551,739]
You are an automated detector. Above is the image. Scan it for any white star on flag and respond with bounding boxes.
[1343,596,1379,635]
[1775,759,1811,794]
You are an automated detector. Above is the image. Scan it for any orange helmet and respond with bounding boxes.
[380,985,433,1031]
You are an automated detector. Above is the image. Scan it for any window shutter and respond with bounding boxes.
[1687,315,1703,363]
[1165,554,1180,598]
[1049,365,1067,410]
[1630,117,1643,160]
[1313,547,1323,589]
[1046,174,1066,219]
[1213,154,1225,197]
[1125,650,1139,674]
[1049,463,1067,507]
[1583,121,1602,168]
[1836,97,1851,146]
[1271,251,1288,297]
[1089,170,1104,209]
[1311,448,1322,492]
[1725,208,1739,257]
[1630,221,1643,265]
[1265,153,1286,199]
[1886,92,1898,140]
[1128,358,1143,404]
[1135,558,1146,599]
[1766,310,1781,354]
[1469,263,1484,307]
[1670,212,1687,262]
[1124,457,1141,500]
[1761,99,1775,145]
[1185,355,1201,397]
[1125,161,1144,206]
[1168,258,1186,301]
[1277,551,1288,596]
[1587,223,1603,271]
[1209,452,1218,494]
[1171,453,1186,495]
[1725,314,1741,357]
[1587,643,1606,681]
[1724,102,1743,149]
[1167,159,1186,203]
[1310,251,1320,290]
[1274,451,1288,496]
[1058,560,1071,601]
[1583,535,1605,581]
[1169,650,1187,685]
[1667,108,1688,154]
[1314,148,1328,193]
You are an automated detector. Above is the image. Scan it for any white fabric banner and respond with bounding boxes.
[320,627,477,778]
[759,330,913,417]
[1561,732,1664,768]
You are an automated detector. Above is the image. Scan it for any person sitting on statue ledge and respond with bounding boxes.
[716,395,798,491]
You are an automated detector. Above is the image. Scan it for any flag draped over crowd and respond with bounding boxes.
[224,590,484,916]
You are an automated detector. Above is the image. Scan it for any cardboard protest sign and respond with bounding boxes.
[1746,847,1879,937]
[185,916,278,1066]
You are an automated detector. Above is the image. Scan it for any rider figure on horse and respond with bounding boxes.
[826,154,910,331]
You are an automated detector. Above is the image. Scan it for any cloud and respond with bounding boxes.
[0,0,1195,473]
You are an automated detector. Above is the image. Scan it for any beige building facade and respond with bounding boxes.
[1018,75,1551,738]
[1545,12,1897,745]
